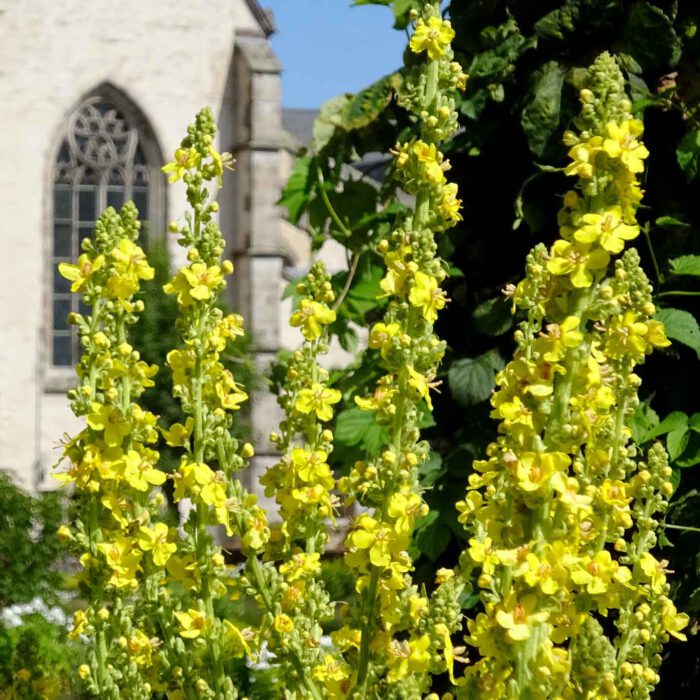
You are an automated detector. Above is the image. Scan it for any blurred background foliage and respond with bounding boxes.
[279,0,700,693]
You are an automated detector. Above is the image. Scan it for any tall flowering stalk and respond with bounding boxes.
[161,108,267,700]
[333,4,468,696]
[258,261,340,692]
[162,108,325,699]
[55,203,165,698]
[455,53,688,698]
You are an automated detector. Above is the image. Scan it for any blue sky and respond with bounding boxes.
[263,1,407,108]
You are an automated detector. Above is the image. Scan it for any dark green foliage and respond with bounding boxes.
[279,0,700,692]
[0,472,63,609]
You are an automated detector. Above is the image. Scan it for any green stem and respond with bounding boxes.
[333,252,360,312]
[316,164,353,238]
[656,290,700,298]
[643,226,662,285]
[663,522,700,534]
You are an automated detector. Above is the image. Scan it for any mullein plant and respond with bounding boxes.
[55,203,167,699]
[454,53,688,698]
[330,4,468,697]
[161,108,326,700]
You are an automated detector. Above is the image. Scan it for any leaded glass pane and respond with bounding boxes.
[53,185,71,219]
[53,223,71,257]
[51,95,152,367]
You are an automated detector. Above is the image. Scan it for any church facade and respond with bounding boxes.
[0,0,336,495]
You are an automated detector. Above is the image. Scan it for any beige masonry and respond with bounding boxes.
[0,0,347,495]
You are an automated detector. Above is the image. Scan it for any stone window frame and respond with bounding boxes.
[44,83,166,393]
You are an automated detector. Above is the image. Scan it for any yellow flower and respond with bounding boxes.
[163,263,224,306]
[273,613,294,635]
[533,316,584,362]
[515,451,570,493]
[289,298,336,340]
[605,310,649,359]
[97,538,142,588]
[160,418,194,447]
[660,597,689,641]
[86,403,130,447]
[279,552,321,581]
[312,655,351,699]
[571,550,630,595]
[355,374,398,412]
[290,448,331,483]
[387,634,432,681]
[409,16,455,60]
[387,490,427,536]
[546,239,610,288]
[494,593,549,642]
[573,206,639,254]
[110,239,155,281]
[439,182,463,223]
[407,366,437,410]
[175,609,208,639]
[412,140,447,183]
[58,253,105,293]
[368,322,402,360]
[639,553,669,594]
[645,319,671,349]
[346,514,401,568]
[603,119,649,173]
[162,147,200,182]
[295,383,341,421]
[564,137,603,179]
[137,522,176,567]
[408,271,447,322]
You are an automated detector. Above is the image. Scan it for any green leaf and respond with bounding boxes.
[419,453,444,487]
[675,432,700,468]
[668,429,690,461]
[622,2,681,72]
[520,61,567,158]
[689,413,700,434]
[414,511,450,561]
[312,95,352,152]
[448,349,504,407]
[334,407,387,455]
[278,156,314,224]
[341,73,401,131]
[656,216,690,229]
[676,130,700,181]
[670,255,700,277]
[629,401,659,444]
[472,296,514,336]
[644,411,688,441]
[655,308,700,358]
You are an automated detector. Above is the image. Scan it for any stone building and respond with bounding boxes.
[0,0,341,494]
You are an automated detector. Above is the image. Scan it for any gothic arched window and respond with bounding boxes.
[51,96,154,367]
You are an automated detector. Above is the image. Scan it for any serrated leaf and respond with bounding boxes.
[670,255,700,277]
[668,429,690,461]
[472,296,514,336]
[676,130,700,181]
[644,411,688,441]
[334,407,387,455]
[448,349,504,407]
[655,308,700,358]
[520,61,567,158]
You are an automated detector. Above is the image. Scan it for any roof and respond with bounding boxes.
[282,108,319,146]
[245,0,275,37]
